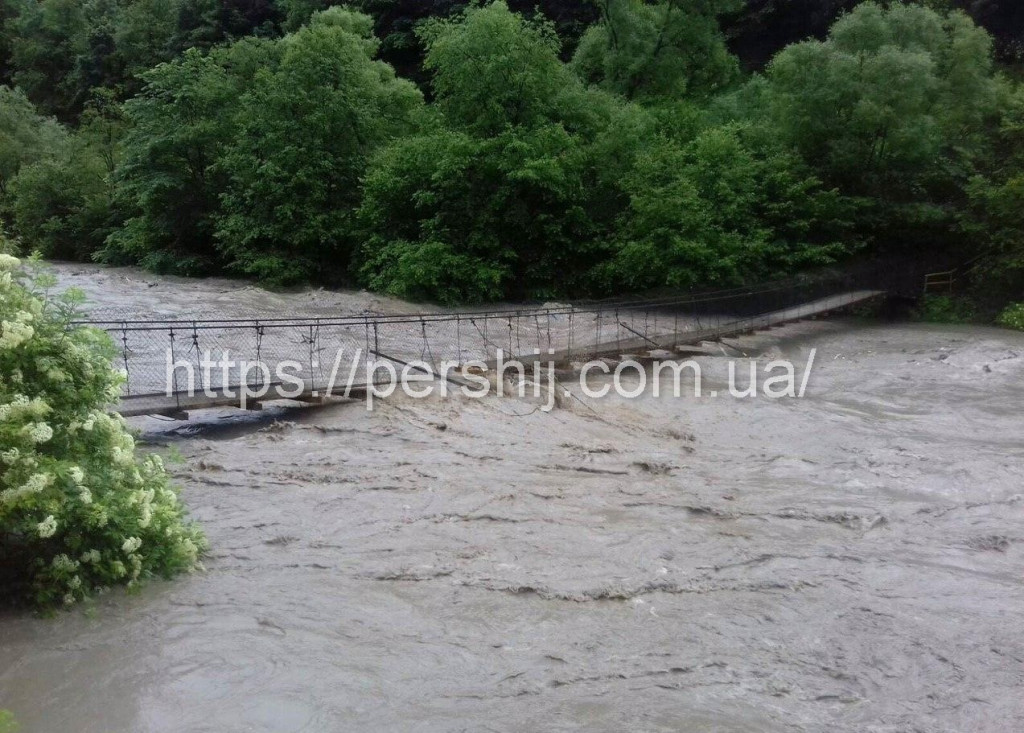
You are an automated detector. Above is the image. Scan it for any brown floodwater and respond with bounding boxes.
[1,264,1023,732]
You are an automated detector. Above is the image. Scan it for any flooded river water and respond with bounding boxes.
[1,264,1023,732]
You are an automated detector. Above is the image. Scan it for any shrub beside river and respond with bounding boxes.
[0,255,205,608]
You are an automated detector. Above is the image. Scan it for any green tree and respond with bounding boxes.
[572,0,741,103]
[766,3,998,190]
[359,2,648,302]
[4,0,89,119]
[962,84,1024,304]
[64,0,124,104]
[0,88,121,261]
[104,38,278,274]
[418,2,570,135]
[359,123,626,303]
[214,8,425,284]
[6,141,111,260]
[0,86,67,198]
[346,0,597,85]
[758,2,1002,250]
[599,122,852,291]
[113,0,182,80]
[172,0,282,52]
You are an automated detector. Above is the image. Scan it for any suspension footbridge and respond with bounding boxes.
[79,260,925,418]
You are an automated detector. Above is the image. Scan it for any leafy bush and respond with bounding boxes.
[360,239,508,305]
[358,122,630,302]
[911,294,977,324]
[7,147,112,261]
[996,302,1024,330]
[766,3,999,184]
[0,86,68,194]
[420,2,568,136]
[961,87,1024,307]
[0,256,205,607]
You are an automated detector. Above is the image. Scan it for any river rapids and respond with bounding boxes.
[1,263,1022,732]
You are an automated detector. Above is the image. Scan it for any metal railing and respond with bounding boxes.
[80,258,931,415]
[923,270,956,296]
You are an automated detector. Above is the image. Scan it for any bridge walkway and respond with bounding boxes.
[97,289,884,418]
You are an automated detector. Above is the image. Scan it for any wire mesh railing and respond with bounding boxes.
[81,259,928,415]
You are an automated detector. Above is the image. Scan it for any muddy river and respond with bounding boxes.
[1,264,1023,732]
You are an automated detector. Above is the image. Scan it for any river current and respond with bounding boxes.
[1,263,1022,732]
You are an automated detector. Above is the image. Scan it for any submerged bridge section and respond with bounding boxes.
[83,263,910,418]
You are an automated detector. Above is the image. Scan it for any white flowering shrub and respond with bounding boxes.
[997,302,1024,331]
[0,255,206,606]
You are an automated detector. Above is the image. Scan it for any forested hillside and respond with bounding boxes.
[0,0,1022,312]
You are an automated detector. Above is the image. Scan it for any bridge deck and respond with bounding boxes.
[507,290,883,367]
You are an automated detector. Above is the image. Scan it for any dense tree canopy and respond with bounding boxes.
[962,85,1024,305]
[600,122,853,291]
[0,0,1021,312]
[102,39,274,273]
[216,8,425,283]
[360,3,643,302]
[572,0,741,103]
[755,3,1002,250]
[766,3,999,182]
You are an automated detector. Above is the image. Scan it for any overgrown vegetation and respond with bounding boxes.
[911,294,978,324]
[997,302,1024,330]
[0,255,206,607]
[0,0,1021,313]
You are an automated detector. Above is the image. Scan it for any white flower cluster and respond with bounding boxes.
[110,431,137,467]
[0,311,35,351]
[0,395,50,423]
[36,515,58,538]
[24,421,54,444]
[141,454,165,479]
[0,253,19,270]
[111,446,132,466]
[23,473,50,492]
[177,537,200,566]
[131,487,156,528]
[65,466,92,503]
[121,536,142,554]
[51,553,78,572]
[46,367,70,383]
[0,472,53,505]
[68,410,120,435]
[127,553,142,581]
